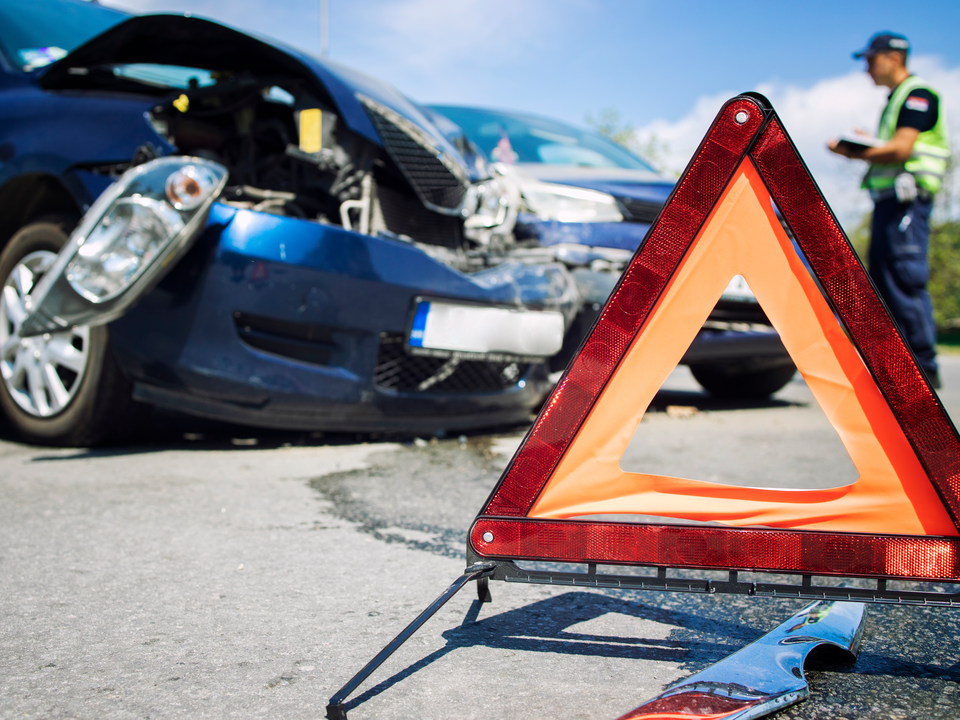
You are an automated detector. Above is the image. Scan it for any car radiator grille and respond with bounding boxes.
[374,333,529,394]
[614,196,662,224]
[359,95,468,213]
[373,183,464,248]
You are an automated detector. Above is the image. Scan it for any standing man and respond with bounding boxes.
[829,32,950,388]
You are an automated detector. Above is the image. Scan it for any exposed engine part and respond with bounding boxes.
[340,174,373,234]
[143,74,521,267]
[220,185,306,216]
[149,82,372,228]
[284,143,349,173]
[132,142,161,166]
[237,185,296,201]
[329,163,365,202]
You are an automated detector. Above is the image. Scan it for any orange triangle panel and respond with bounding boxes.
[470,94,960,581]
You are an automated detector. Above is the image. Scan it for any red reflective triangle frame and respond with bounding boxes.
[470,94,960,582]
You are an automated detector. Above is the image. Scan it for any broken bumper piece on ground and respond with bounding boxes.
[618,598,866,720]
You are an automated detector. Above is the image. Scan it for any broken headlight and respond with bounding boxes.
[66,196,184,301]
[463,177,509,228]
[521,181,623,223]
[19,157,228,336]
[462,170,520,244]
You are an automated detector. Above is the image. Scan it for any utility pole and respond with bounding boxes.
[320,0,329,57]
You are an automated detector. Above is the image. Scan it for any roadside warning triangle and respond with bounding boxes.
[470,94,960,582]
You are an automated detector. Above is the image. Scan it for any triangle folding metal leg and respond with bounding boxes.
[471,553,960,606]
[325,563,495,720]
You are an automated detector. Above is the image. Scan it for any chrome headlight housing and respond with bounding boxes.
[462,166,520,245]
[65,196,185,302]
[521,181,623,223]
[19,157,228,336]
[463,178,510,229]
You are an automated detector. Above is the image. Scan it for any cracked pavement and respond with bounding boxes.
[2,360,960,719]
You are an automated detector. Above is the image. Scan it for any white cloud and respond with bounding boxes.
[99,0,322,55]
[100,0,576,70]
[99,0,589,105]
[636,56,960,228]
[323,0,590,105]
[356,0,566,71]
[102,0,262,21]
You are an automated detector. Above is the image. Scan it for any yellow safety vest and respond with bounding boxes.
[862,75,950,196]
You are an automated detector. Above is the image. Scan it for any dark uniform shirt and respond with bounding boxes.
[895,86,938,132]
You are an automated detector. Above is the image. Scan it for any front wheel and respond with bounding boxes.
[690,361,797,399]
[0,219,145,446]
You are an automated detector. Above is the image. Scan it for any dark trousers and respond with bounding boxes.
[868,196,938,376]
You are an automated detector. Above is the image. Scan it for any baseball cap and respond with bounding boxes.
[853,32,910,59]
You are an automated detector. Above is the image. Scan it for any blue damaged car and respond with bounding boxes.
[428,106,796,399]
[0,1,580,445]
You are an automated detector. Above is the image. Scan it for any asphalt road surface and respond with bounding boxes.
[3,358,960,719]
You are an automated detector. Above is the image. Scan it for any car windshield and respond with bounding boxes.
[111,64,216,89]
[0,0,128,71]
[429,105,656,172]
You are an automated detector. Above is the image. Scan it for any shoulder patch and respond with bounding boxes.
[906,95,930,112]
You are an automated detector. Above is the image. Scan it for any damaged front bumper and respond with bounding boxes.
[102,203,578,432]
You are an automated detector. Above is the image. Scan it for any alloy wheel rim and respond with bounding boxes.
[0,250,90,417]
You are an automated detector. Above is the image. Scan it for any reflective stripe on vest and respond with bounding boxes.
[863,76,951,195]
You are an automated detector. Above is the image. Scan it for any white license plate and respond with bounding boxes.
[408,300,564,358]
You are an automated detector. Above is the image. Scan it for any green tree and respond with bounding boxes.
[849,212,960,331]
[584,108,637,149]
[847,212,871,266]
[929,220,960,330]
[585,107,675,175]
[636,133,676,177]
[934,149,960,223]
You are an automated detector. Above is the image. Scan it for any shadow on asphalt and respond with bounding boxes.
[646,388,802,413]
[9,406,492,459]
[342,586,960,715]
[342,589,776,713]
[812,650,960,682]
[4,383,803,458]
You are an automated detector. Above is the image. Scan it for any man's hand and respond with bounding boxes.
[828,138,862,158]
[863,126,921,163]
[828,127,920,163]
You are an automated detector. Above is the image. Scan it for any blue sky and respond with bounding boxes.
[104,0,960,223]
[102,0,960,124]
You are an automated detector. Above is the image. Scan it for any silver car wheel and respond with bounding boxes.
[0,250,90,417]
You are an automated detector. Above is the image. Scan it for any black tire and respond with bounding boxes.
[0,218,145,446]
[690,362,797,399]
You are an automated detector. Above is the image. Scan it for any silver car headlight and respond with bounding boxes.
[521,181,623,223]
[19,157,228,336]
[66,196,185,302]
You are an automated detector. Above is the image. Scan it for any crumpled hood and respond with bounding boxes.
[39,13,466,167]
[511,163,674,203]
